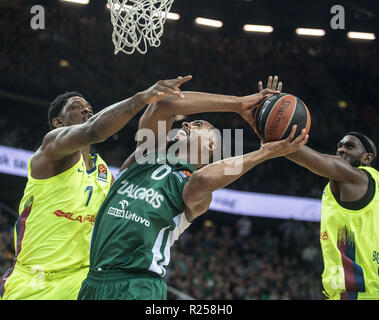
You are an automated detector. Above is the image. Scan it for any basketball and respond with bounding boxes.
[252,93,311,142]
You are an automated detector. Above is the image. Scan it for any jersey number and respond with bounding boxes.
[151,165,172,181]
[85,185,93,206]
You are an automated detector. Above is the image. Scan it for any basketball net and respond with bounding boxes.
[107,0,175,55]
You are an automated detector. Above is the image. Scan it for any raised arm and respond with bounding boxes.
[183,126,309,222]
[42,77,187,161]
[285,146,366,183]
[136,75,280,147]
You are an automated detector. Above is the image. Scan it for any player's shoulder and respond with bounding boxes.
[41,127,66,147]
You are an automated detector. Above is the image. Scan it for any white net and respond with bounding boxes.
[107,0,175,55]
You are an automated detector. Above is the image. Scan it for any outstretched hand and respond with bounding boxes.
[260,125,308,159]
[249,75,283,139]
[239,75,282,128]
[258,75,282,93]
[142,75,193,105]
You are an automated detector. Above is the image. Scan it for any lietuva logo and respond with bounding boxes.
[107,207,150,227]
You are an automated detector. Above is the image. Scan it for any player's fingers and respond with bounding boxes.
[261,88,280,96]
[302,134,309,145]
[176,75,192,86]
[258,81,264,92]
[157,86,182,97]
[277,81,283,92]
[267,76,273,89]
[159,81,186,97]
[287,125,297,141]
[152,90,168,98]
[293,128,307,144]
[272,75,278,90]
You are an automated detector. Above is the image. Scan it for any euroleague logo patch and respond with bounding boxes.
[98,164,108,180]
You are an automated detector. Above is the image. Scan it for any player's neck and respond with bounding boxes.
[81,147,94,171]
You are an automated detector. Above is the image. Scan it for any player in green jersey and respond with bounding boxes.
[0,76,191,300]
[254,80,379,299]
[78,75,309,300]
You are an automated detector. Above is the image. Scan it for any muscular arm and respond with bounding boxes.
[285,146,364,183]
[137,85,280,147]
[33,77,187,178]
[137,91,241,146]
[43,93,148,160]
[285,146,368,202]
[183,126,308,222]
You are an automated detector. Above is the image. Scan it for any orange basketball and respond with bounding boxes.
[252,93,311,142]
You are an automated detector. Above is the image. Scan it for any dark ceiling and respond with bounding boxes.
[172,0,378,32]
[35,0,379,33]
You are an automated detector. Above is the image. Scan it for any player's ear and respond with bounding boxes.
[362,152,375,166]
[52,117,64,128]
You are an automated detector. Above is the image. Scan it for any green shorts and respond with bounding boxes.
[77,269,167,300]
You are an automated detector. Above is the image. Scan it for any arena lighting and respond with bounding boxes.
[195,17,223,28]
[60,0,89,4]
[347,31,376,40]
[295,28,326,37]
[243,24,273,33]
[164,12,180,21]
[105,3,180,20]
[59,59,70,67]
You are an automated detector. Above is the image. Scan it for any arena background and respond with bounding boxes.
[0,0,378,300]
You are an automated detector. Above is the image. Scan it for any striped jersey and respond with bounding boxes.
[88,152,195,277]
[320,166,379,300]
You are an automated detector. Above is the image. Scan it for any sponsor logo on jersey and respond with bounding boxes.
[320,231,328,240]
[53,210,96,225]
[181,170,192,177]
[107,207,150,227]
[174,170,192,182]
[98,164,108,180]
[117,180,164,209]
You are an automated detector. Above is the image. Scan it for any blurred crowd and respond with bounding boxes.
[0,208,323,300]
[166,216,323,300]
[0,1,378,299]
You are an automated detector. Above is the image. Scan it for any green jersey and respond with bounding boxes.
[89,152,195,277]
